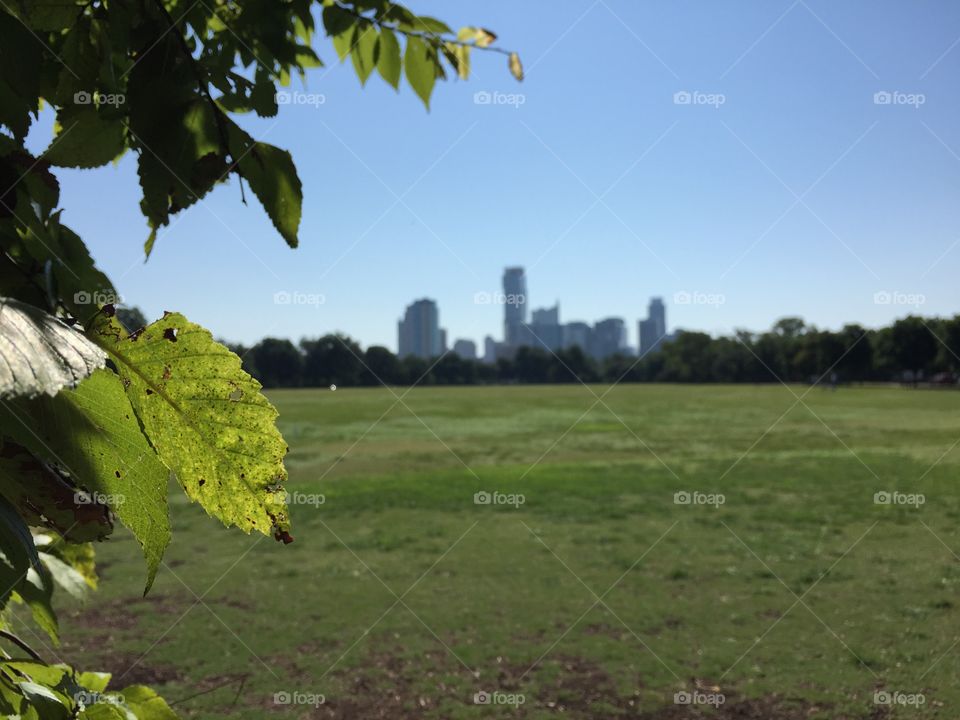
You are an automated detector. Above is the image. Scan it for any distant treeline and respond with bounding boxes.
[206,316,960,389]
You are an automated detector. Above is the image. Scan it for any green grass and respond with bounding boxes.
[46,384,960,718]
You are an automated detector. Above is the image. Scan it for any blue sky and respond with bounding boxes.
[28,0,960,350]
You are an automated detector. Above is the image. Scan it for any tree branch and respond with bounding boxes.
[0,630,44,663]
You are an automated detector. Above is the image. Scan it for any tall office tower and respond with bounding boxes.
[502,266,528,347]
[483,335,498,364]
[530,303,562,351]
[398,298,444,359]
[638,297,667,355]
[453,339,477,360]
[591,318,627,359]
[562,322,592,352]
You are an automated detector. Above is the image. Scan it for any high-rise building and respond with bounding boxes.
[483,335,498,364]
[530,303,562,351]
[562,322,592,352]
[638,297,667,355]
[453,339,477,360]
[398,299,444,358]
[591,317,627,359]
[502,267,528,347]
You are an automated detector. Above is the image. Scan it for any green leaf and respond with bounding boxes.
[0,369,172,591]
[13,565,58,643]
[227,123,302,249]
[0,443,114,543]
[42,107,126,169]
[16,0,83,31]
[377,28,401,89]
[412,16,452,35]
[404,36,435,110]
[117,685,179,720]
[90,314,291,540]
[350,24,378,85]
[0,494,39,608]
[0,297,106,400]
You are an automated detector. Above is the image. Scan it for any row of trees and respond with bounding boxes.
[187,315,960,388]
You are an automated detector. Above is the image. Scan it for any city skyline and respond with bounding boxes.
[58,1,960,348]
[400,266,667,360]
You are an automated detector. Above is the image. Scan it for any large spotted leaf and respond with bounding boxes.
[92,314,290,540]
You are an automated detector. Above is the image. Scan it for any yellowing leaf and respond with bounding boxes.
[92,314,291,541]
[509,52,524,82]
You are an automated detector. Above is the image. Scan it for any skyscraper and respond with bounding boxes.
[639,297,667,355]
[453,339,477,360]
[591,317,627,359]
[562,322,592,352]
[398,299,444,359]
[502,266,528,347]
[530,303,562,351]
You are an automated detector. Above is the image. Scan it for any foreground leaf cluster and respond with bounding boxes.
[0,0,516,715]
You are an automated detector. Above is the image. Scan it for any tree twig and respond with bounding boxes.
[0,630,44,663]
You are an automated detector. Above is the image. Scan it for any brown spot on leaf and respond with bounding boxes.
[163,328,178,342]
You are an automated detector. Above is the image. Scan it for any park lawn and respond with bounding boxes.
[41,384,960,718]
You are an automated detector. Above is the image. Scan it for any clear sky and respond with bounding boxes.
[26,0,960,351]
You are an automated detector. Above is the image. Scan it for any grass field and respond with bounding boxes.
[44,384,960,718]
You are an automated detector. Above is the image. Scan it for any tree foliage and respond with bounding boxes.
[232,315,960,389]
[0,0,518,715]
